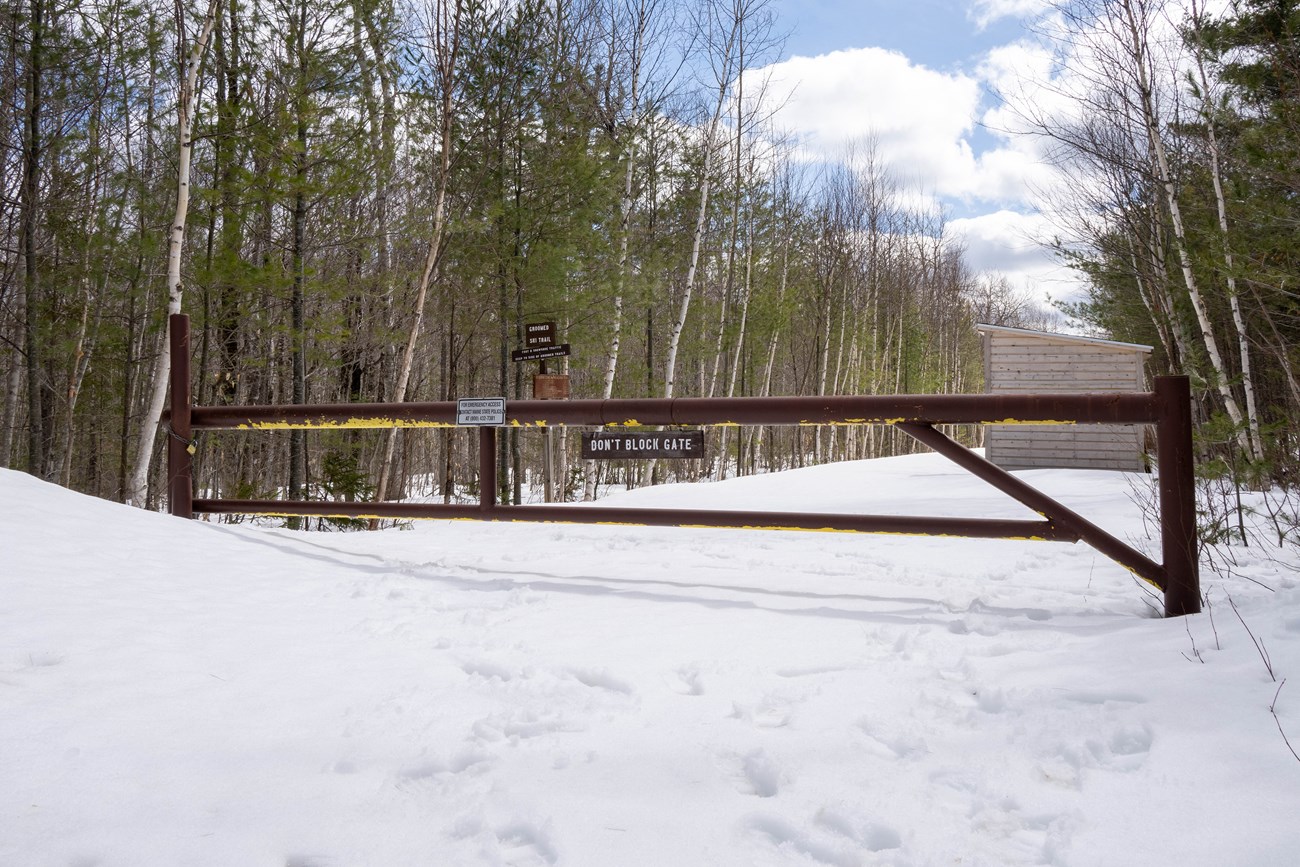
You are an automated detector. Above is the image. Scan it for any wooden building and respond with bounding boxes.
[977,324,1153,472]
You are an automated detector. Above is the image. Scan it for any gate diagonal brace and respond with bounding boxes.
[895,422,1165,591]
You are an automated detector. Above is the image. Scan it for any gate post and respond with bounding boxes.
[479,425,496,511]
[1155,375,1199,616]
[168,313,194,519]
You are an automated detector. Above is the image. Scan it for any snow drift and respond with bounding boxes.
[2,454,1298,866]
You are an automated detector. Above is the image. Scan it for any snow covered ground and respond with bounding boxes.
[3,453,1298,866]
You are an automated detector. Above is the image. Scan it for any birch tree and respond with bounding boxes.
[1186,0,1263,460]
[583,0,672,499]
[662,0,752,400]
[126,0,219,508]
[372,0,464,513]
[1050,0,1251,453]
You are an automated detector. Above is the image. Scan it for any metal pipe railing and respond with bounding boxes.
[186,391,1160,430]
[166,314,1200,617]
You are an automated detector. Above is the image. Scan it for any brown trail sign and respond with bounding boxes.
[533,375,570,400]
[514,322,567,502]
[525,321,556,347]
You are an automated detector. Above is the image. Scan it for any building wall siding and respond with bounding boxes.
[981,329,1150,472]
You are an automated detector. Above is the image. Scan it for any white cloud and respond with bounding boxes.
[950,209,1085,302]
[758,46,1059,208]
[759,48,981,194]
[968,0,1053,30]
[978,40,1076,126]
[752,29,1121,300]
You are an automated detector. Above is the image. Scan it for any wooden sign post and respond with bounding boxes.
[514,322,570,502]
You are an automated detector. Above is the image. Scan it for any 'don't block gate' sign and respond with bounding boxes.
[581,431,704,460]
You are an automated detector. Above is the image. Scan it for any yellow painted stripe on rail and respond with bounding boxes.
[227,417,1085,431]
[196,509,1054,543]
[235,419,458,430]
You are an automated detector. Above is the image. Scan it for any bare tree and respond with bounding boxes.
[1033,0,1252,455]
[663,0,768,400]
[583,0,675,500]
[1186,0,1263,460]
[372,0,464,516]
[126,0,220,508]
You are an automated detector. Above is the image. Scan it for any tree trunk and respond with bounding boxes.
[1189,13,1263,461]
[1,325,23,468]
[663,4,741,401]
[288,112,308,521]
[126,0,219,508]
[716,182,754,480]
[21,0,46,478]
[373,0,462,517]
[752,228,789,473]
[1117,0,1249,452]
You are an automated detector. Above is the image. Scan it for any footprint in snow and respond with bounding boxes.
[470,709,586,742]
[975,686,1006,713]
[1106,723,1154,759]
[492,820,558,865]
[816,807,903,852]
[664,665,704,696]
[451,816,558,866]
[730,693,796,728]
[399,749,491,781]
[27,651,65,668]
[459,659,520,681]
[775,664,857,679]
[855,718,928,760]
[1061,689,1147,707]
[567,667,634,695]
[1054,722,1154,776]
[732,748,782,798]
[745,815,859,867]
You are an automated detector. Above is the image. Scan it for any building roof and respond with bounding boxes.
[975,323,1153,354]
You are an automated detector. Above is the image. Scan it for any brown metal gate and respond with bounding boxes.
[164,314,1199,617]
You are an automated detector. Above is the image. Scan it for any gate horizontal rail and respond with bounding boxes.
[185,392,1160,430]
[164,314,1199,617]
[190,499,1078,542]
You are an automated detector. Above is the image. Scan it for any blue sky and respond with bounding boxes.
[756,0,1075,302]
[773,0,1028,69]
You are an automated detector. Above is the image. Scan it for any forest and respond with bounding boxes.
[1,0,1297,523]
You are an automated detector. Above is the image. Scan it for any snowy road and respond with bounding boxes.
[2,455,1298,865]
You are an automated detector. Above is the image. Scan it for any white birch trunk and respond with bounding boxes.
[374,0,463,512]
[1118,0,1249,452]
[752,216,790,473]
[708,64,746,402]
[663,4,739,400]
[716,194,753,480]
[585,0,655,500]
[581,143,634,498]
[664,158,714,400]
[602,147,636,401]
[1189,16,1263,460]
[126,0,219,508]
